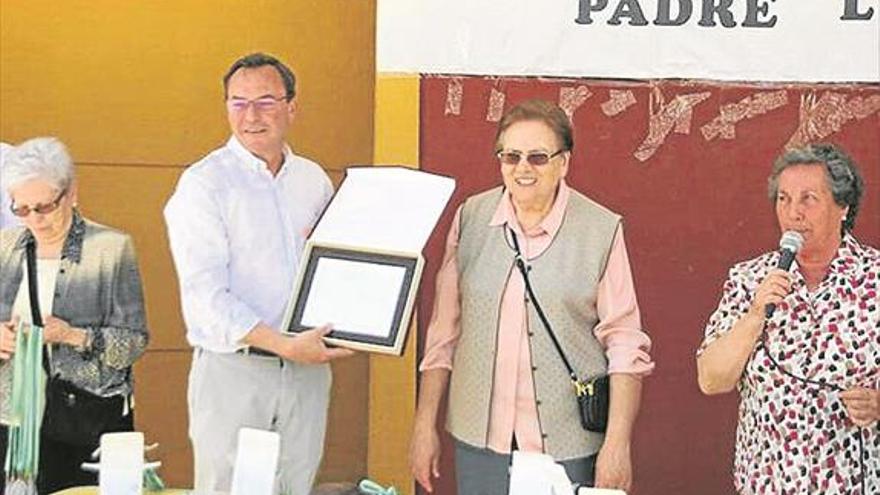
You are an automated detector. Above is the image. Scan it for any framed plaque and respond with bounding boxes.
[281,241,423,355]
[280,166,455,355]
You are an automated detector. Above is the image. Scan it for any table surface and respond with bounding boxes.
[53,489,193,495]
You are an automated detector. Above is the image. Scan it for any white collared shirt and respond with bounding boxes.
[164,136,333,352]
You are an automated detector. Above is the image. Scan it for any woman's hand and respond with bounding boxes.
[0,317,19,360]
[841,387,880,427]
[594,439,632,491]
[43,316,87,348]
[747,269,792,319]
[410,420,442,493]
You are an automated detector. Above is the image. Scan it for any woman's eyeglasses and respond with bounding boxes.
[10,189,67,217]
[496,149,565,167]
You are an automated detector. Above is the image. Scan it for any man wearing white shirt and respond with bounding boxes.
[164,52,354,494]
[0,143,22,230]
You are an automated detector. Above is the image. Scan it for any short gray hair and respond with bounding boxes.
[1,137,75,195]
[767,143,864,233]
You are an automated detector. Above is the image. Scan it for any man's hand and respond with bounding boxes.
[0,317,19,360]
[410,420,442,492]
[276,325,356,364]
[594,439,632,492]
[841,387,880,427]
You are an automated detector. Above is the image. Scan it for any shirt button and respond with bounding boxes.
[528,332,534,337]
[536,399,542,406]
[531,365,538,371]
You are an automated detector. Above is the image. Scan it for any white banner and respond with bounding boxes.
[377,0,880,82]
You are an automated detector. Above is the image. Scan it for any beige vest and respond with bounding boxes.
[446,186,621,460]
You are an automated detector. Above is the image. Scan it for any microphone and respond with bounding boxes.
[765,230,804,318]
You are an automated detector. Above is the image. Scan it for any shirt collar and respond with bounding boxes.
[790,232,863,287]
[826,233,863,276]
[226,135,294,177]
[489,180,570,237]
[14,209,86,263]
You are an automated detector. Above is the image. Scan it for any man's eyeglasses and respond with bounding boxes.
[10,189,67,217]
[226,95,289,113]
[496,149,565,167]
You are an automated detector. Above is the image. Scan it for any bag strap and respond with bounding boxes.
[25,240,43,327]
[508,228,584,391]
[25,239,52,375]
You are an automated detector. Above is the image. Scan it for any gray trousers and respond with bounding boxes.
[188,349,331,495]
[455,439,596,495]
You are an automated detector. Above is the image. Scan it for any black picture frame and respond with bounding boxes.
[281,241,423,355]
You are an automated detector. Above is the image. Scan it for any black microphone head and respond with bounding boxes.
[779,231,804,254]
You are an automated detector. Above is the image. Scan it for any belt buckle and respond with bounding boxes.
[239,347,278,359]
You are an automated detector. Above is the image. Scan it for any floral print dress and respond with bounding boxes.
[700,234,879,494]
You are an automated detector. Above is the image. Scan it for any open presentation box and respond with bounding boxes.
[281,166,454,356]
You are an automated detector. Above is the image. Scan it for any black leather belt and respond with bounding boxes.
[236,347,280,358]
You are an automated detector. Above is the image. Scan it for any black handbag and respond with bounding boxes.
[574,374,609,433]
[41,376,128,446]
[25,240,130,446]
[509,228,609,433]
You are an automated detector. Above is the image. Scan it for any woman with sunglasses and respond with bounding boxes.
[0,137,148,492]
[410,99,654,494]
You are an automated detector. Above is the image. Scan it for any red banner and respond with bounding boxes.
[417,75,880,495]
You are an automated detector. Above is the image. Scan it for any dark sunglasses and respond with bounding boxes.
[496,149,565,167]
[10,189,67,217]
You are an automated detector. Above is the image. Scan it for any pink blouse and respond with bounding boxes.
[420,182,655,454]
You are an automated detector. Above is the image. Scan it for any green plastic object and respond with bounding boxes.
[358,479,399,495]
[4,322,45,486]
[143,466,166,491]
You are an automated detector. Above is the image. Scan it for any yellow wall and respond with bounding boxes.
[1,0,376,487]
[369,74,421,493]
